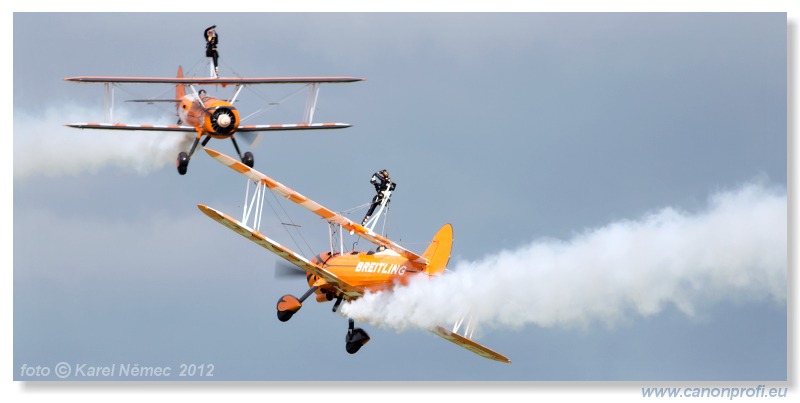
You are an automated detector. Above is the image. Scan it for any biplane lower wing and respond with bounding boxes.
[66,123,196,132]
[431,326,511,364]
[197,204,363,299]
[236,122,351,131]
[203,148,429,267]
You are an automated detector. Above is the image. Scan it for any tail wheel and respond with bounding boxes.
[243,151,254,168]
[345,328,370,354]
[176,152,189,175]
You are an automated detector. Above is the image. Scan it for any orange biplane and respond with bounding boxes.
[197,148,510,363]
[65,68,363,174]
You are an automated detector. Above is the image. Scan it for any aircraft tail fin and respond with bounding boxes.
[422,224,453,276]
[175,66,185,99]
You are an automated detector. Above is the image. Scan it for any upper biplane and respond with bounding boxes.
[197,147,511,363]
[64,67,363,174]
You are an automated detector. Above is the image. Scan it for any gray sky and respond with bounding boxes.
[7,7,794,402]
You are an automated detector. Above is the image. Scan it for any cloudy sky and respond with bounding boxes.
[7,6,794,402]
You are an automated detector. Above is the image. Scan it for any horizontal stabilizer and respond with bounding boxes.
[431,326,511,364]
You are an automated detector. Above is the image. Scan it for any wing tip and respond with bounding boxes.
[203,147,221,158]
[432,326,511,364]
[197,203,216,218]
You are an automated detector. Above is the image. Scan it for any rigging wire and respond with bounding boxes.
[105,57,210,122]
[239,84,310,123]
[264,185,317,259]
[262,194,309,258]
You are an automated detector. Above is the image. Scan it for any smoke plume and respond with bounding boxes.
[14,106,191,179]
[340,182,786,334]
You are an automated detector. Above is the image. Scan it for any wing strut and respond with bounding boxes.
[229,84,245,104]
[103,83,115,123]
[361,186,393,233]
[452,315,476,339]
[242,177,268,232]
[303,83,320,124]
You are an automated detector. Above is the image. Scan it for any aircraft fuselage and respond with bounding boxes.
[308,249,425,301]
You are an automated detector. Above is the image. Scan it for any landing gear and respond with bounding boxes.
[176,152,189,175]
[242,151,254,168]
[276,285,318,322]
[345,318,370,354]
[231,135,254,168]
[176,135,212,175]
[332,295,343,313]
[276,288,370,355]
[276,295,301,322]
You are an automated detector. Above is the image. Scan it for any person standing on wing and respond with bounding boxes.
[362,170,395,226]
[204,25,220,77]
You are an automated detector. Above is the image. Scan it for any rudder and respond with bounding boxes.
[422,224,453,275]
[175,66,185,99]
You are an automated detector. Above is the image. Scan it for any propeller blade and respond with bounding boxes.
[274,260,306,279]
[238,132,263,148]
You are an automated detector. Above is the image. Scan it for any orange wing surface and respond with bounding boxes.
[236,123,351,131]
[65,123,196,132]
[431,326,512,364]
[203,148,429,267]
[67,122,352,132]
[65,76,364,85]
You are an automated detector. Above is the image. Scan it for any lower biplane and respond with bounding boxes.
[65,68,363,175]
[197,148,510,363]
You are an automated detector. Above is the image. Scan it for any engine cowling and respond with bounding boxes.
[202,101,240,137]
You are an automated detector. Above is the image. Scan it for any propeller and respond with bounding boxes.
[238,132,264,148]
[210,107,236,134]
[274,260,307,279]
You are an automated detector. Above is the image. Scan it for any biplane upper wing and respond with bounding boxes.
[204,148,428,267]
[197,204,364,299]
[65,76,364,85]
[66,122,352,132]
[429,326,511,364]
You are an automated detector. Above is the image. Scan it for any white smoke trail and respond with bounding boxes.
[14,105,191,179]
[341,182,786,334]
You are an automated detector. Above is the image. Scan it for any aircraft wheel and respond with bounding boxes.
[276,294,302,322]
[176,152,189,175]
[242,151,254,168]
[277,310,295,322]
[345,328,370,354]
